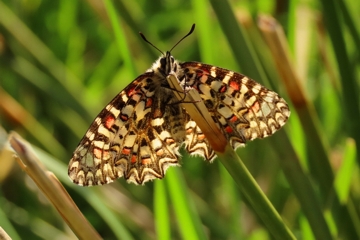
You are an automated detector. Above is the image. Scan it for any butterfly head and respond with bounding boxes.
[140,24,195,76]
[156,51,178,76]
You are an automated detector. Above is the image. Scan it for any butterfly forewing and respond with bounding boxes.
[69,73,185,186]
[69,48,290,186]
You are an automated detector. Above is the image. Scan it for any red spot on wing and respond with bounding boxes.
[197,133,206,140]
[146,98,153,108]
[93,148,109,159]
[122,148,131,155]
[196,71,203,77]
[104,115,115,129]
[93,148,102,159]
[225,125,233,133]
[219,85,227,93]
[196,68,209,78]
[156,149,164,156]
[103,151,110,158]
[229,81,240,91]
[142,158,151,165]
[127,85,138,96]
[120,114,128,121]
[229,115,238,123]
[200,75,208,83]
[251,102,260,113]
[199,66,210,74]
[131,155,137,163]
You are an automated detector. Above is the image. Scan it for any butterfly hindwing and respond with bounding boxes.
[184,113,216,161]
[179,62,290,150]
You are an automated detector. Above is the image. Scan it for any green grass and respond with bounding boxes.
[1,0,360,239]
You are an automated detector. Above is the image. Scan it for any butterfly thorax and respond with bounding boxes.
[142,52,187,147]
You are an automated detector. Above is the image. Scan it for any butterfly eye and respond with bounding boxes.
[160,57,167,68]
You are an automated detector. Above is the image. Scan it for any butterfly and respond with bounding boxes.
[68,24,290,186]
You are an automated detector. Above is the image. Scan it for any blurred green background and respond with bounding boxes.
[1,0,360,239]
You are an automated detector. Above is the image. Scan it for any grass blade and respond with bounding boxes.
[167,74,295,240]
[166,168,207,240]
[154,180,171,240]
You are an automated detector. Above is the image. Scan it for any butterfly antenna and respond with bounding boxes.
[170,24,196,52]
[139,32,164,55]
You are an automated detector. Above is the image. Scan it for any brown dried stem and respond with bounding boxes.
[8,132,102,240]
[0,227,11,240]
[258,14,359,238]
